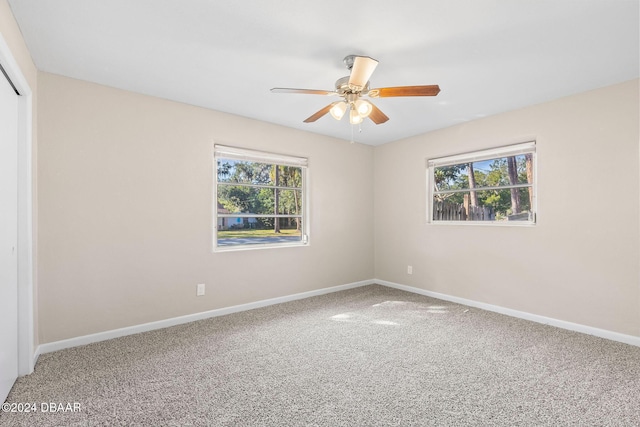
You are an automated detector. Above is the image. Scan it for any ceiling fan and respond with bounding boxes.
[271,55,440,125]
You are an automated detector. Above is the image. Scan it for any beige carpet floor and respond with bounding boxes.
[1,284,639,426]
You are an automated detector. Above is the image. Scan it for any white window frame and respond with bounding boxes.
[213,145,309,251]
[427,141,537,226]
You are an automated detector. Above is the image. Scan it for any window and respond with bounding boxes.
[214,145,308,250]
[427,142,536,224]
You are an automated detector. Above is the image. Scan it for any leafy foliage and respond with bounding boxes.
[217,160,302,230]
[433,154,533,219]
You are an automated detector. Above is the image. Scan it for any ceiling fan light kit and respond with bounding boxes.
[329,101,347,120]
[349,108,363,125]
[271,54,440,127]
[355,99,373,117]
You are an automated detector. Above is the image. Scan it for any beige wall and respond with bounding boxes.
[37,72,374,343]
[374,79,640,337]
[0,0,39,347]
[35,73,640,343]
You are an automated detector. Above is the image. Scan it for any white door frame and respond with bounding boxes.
[0,32,35,375]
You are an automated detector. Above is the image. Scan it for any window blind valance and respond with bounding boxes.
[427,141,535,168]
[214,145,308,168]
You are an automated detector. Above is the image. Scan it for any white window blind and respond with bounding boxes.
[427,141,536,169]
[214,145,308,168]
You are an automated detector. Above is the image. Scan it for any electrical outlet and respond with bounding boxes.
[407,265,413,275]
[196,283,205,296]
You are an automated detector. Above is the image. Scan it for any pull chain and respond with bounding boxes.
[350,123,363,144]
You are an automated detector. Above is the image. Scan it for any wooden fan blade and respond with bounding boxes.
[271,88,338,96]
[369,85,441,98]
[303,103,335,123]
[368,103,389,124]
[348,56,378,90]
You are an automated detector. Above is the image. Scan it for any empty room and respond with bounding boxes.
[1,1,639,425]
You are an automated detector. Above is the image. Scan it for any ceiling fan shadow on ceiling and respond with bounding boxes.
[271,54,440,126]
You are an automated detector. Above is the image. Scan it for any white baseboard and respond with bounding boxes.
[32,346,41,368]
[376,279,640,348]
[35,279,374,356]
[33,277,639,359]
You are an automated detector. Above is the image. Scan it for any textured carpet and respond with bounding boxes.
[1,284,639,426]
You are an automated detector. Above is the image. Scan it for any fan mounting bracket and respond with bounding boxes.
[343,55,357,70]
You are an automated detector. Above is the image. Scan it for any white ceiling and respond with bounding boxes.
[8,0,640,146]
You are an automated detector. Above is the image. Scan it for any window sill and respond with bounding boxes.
[428,220,536,227]
[213,241,309,253]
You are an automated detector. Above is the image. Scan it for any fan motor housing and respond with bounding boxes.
[335,76,369,95]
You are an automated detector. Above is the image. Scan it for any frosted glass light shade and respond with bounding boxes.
[355,99,373,118]
[329,101,347,120]
[349,108,363,124]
